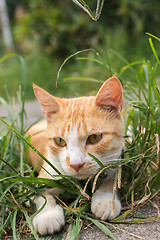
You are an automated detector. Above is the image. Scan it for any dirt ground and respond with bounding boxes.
[0,101,160,240]
[75,202,160,240]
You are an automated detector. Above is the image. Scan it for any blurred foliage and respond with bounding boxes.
[12,0,98,58]
[5,0,160,59]
[0,0,159,100]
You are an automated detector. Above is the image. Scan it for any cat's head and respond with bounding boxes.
[33,76,124,179]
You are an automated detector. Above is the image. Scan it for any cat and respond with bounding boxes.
[26,75,124,235]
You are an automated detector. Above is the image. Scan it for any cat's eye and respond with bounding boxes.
[87,133,102,145]
[54,137,67,147]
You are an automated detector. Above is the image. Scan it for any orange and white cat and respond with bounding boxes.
[27,75,124,235]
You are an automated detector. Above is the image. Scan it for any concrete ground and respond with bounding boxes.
[0,100,43,126]
[51,201,160,240]
[0,101,160,240]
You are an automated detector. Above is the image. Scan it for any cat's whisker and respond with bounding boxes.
[105,152,122,158]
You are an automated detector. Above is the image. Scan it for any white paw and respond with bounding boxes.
[91,192,121,220]
[33,205,65,235]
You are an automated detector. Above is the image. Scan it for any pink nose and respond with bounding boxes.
[70,163,84,172]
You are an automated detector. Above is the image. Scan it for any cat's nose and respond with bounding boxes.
[70,163,84,172]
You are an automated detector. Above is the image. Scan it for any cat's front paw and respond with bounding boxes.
[91,192,121,220]
[33,205,65,235]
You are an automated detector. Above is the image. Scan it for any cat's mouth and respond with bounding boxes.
[66,166,96,180]
[62,159,99,179]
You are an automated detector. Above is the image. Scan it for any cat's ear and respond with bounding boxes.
[95,75,123,113]
[33,84,61,121]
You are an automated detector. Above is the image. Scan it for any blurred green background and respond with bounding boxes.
[0,0,160,100]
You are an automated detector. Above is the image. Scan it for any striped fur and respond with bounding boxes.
[26,76,124,235]
[27,79,124,179]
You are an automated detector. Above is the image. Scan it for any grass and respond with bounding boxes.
[0,1,160,238]
[0,34,160,239]
[0,28,157,101]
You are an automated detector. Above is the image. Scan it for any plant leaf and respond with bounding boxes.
[88,153,104,168]
[84,216,117,240]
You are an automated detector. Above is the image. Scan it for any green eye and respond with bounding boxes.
[54,137,67,147]
[87,133,102,145]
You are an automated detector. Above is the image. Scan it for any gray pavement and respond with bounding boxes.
[52,201,160,240]
[0,100,43,126]
[0,101,160,240]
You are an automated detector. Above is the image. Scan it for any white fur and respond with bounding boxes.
[66,127,85,165]
[46,120,123,180]
[69,148,84,166]
[91,192,121,220]
[33,195,65,235]
[30,79,124,235]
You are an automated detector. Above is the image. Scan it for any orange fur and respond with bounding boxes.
[27,76,124,178]
[26,76,125,235]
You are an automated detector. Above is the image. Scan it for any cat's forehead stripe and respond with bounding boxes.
[69,98,90,134]
[60,97,93,137]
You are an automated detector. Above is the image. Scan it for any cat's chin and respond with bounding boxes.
[67,172,91,180]
[63,167,99,180]
[75,174,89,180]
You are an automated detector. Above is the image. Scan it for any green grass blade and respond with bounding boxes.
[3,176,81,195]
[137,65,149,104]
[4,176,70,190]
[64,77,104,83]
[57,48,100,85]
[120,61,144,74]
[113,216,160,224]
[0,182,16,203]
[152,63,160,107]
[146,61,152,107]
[76,56,104,65]
[110,209,132,222]
[0,118,61,175]
[146,33,160,42]
[76,56,116,72]
[66,221,76,240]
[88,153,104,168]
[23,209,39,239]
[0,211,13,237]
[0,97,13,122]
[0,157,19,173]
[0,136,8,158]
[12,209,18,240]
[0,53,19,63]
[66,214,81,240]
[148,38,160,65]
[56,233,63,240]
[84,216,117,240]
[74,214,81,238]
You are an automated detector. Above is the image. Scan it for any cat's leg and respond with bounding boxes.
[32,192,65,235]
[91,178,121,220]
